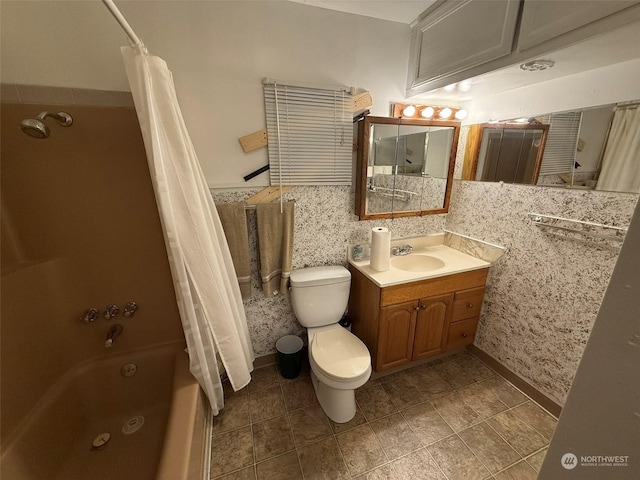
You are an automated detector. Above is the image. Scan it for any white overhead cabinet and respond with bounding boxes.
[517,0,637,51]
[407,0,640,96]
[407,0,520,95]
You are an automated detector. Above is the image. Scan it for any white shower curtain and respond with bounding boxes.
[596,106,640,193]
[122,45,254,414]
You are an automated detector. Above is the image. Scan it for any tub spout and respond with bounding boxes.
[105,324,123,348]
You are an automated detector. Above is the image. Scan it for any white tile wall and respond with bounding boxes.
[446,180,638,404]
[211,187,446,356]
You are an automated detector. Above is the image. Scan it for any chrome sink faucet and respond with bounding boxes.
[105,324,123,348]
[392,244,413,256]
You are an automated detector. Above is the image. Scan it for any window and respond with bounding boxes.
[263,81,353,185]
[539,111,582,176]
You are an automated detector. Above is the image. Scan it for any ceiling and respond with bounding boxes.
[287,0,437,24]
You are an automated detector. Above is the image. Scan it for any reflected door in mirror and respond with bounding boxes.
[463,123,549,184]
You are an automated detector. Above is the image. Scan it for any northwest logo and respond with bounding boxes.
[561,453,578,470]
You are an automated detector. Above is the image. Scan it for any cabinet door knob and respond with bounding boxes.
[466,303,474,308]
[461,333,468,338]
[415,305,421,311]
[420,304,427,310]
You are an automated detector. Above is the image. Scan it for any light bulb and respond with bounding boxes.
[454,109,468,120]
[458,81,472,93]
[439,107,452,119]
[443,83,456,92]
[402,105,416,116]
[421,106,434,118]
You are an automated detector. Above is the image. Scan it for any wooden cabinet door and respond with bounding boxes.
[412,293,453,361]
[377,301,417,371]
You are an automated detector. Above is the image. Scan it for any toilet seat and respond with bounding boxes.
[310,328,370,382]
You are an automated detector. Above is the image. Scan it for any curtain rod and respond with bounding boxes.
[102,0,146,50]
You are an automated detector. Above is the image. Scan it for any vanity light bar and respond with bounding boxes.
[392,103,467,121]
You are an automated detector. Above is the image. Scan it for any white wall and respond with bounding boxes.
[1,0,410,188]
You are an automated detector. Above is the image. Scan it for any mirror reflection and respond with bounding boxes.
[462,100,640,194]
[472,124,548,184]
[355,116,459,220]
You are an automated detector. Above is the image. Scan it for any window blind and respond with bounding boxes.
[263,82,353,185]
[539,111,582,175]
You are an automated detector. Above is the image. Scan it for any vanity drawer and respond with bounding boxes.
[451,287,485,322]
[446,317,478,350]
[381,269,488,307]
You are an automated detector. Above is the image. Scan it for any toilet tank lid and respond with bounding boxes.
[290,265,351,287]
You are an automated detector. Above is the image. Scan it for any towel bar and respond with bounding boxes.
[528,212,627,247]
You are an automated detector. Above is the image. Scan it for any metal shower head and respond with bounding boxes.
[20,111,73,139]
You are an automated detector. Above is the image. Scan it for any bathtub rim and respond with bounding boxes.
[155,346,211,480]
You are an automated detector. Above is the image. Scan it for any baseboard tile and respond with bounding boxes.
[254,353,277,369]
[468,345,562,418]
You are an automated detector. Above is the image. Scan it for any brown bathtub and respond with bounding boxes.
[1,340,210,480]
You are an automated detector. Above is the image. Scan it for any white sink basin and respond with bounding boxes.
[391,254,445,272]
[349,234,503,287]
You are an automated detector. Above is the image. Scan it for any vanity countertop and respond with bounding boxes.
[347,232,505,287]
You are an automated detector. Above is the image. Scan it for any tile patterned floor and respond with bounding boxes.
[209,351,557,480]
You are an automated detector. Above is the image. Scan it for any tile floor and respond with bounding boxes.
[210,350,557,480]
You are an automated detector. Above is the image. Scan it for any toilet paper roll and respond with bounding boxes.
[370,227,391,272]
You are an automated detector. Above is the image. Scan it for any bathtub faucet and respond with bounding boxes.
[82,308,99,324]
[123,301,138,318]
[105,324,123,348]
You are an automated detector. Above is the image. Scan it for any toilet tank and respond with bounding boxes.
[289,266,351,328]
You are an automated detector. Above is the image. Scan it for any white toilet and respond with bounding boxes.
[289,265,371,423]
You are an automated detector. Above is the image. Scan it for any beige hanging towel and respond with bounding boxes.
[256,202,295,296]
[215,202,251,299]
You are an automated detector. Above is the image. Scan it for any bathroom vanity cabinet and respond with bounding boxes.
[348,266,488,372]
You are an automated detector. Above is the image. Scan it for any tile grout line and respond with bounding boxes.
[493,400,555,446]
[393,372,544,477]
[358,403,452,480]
[282,378,307,480]
[467,352,561,421]
[333,428,353,479]
[425,446,453,480]
[482,407,544,468]
[523,445,549,471]
[456,429,511,477]
[212,353,554,479]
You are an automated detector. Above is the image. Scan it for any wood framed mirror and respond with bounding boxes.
[355,116,460,220]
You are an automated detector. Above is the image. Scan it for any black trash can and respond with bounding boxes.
[276,335,304,379]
